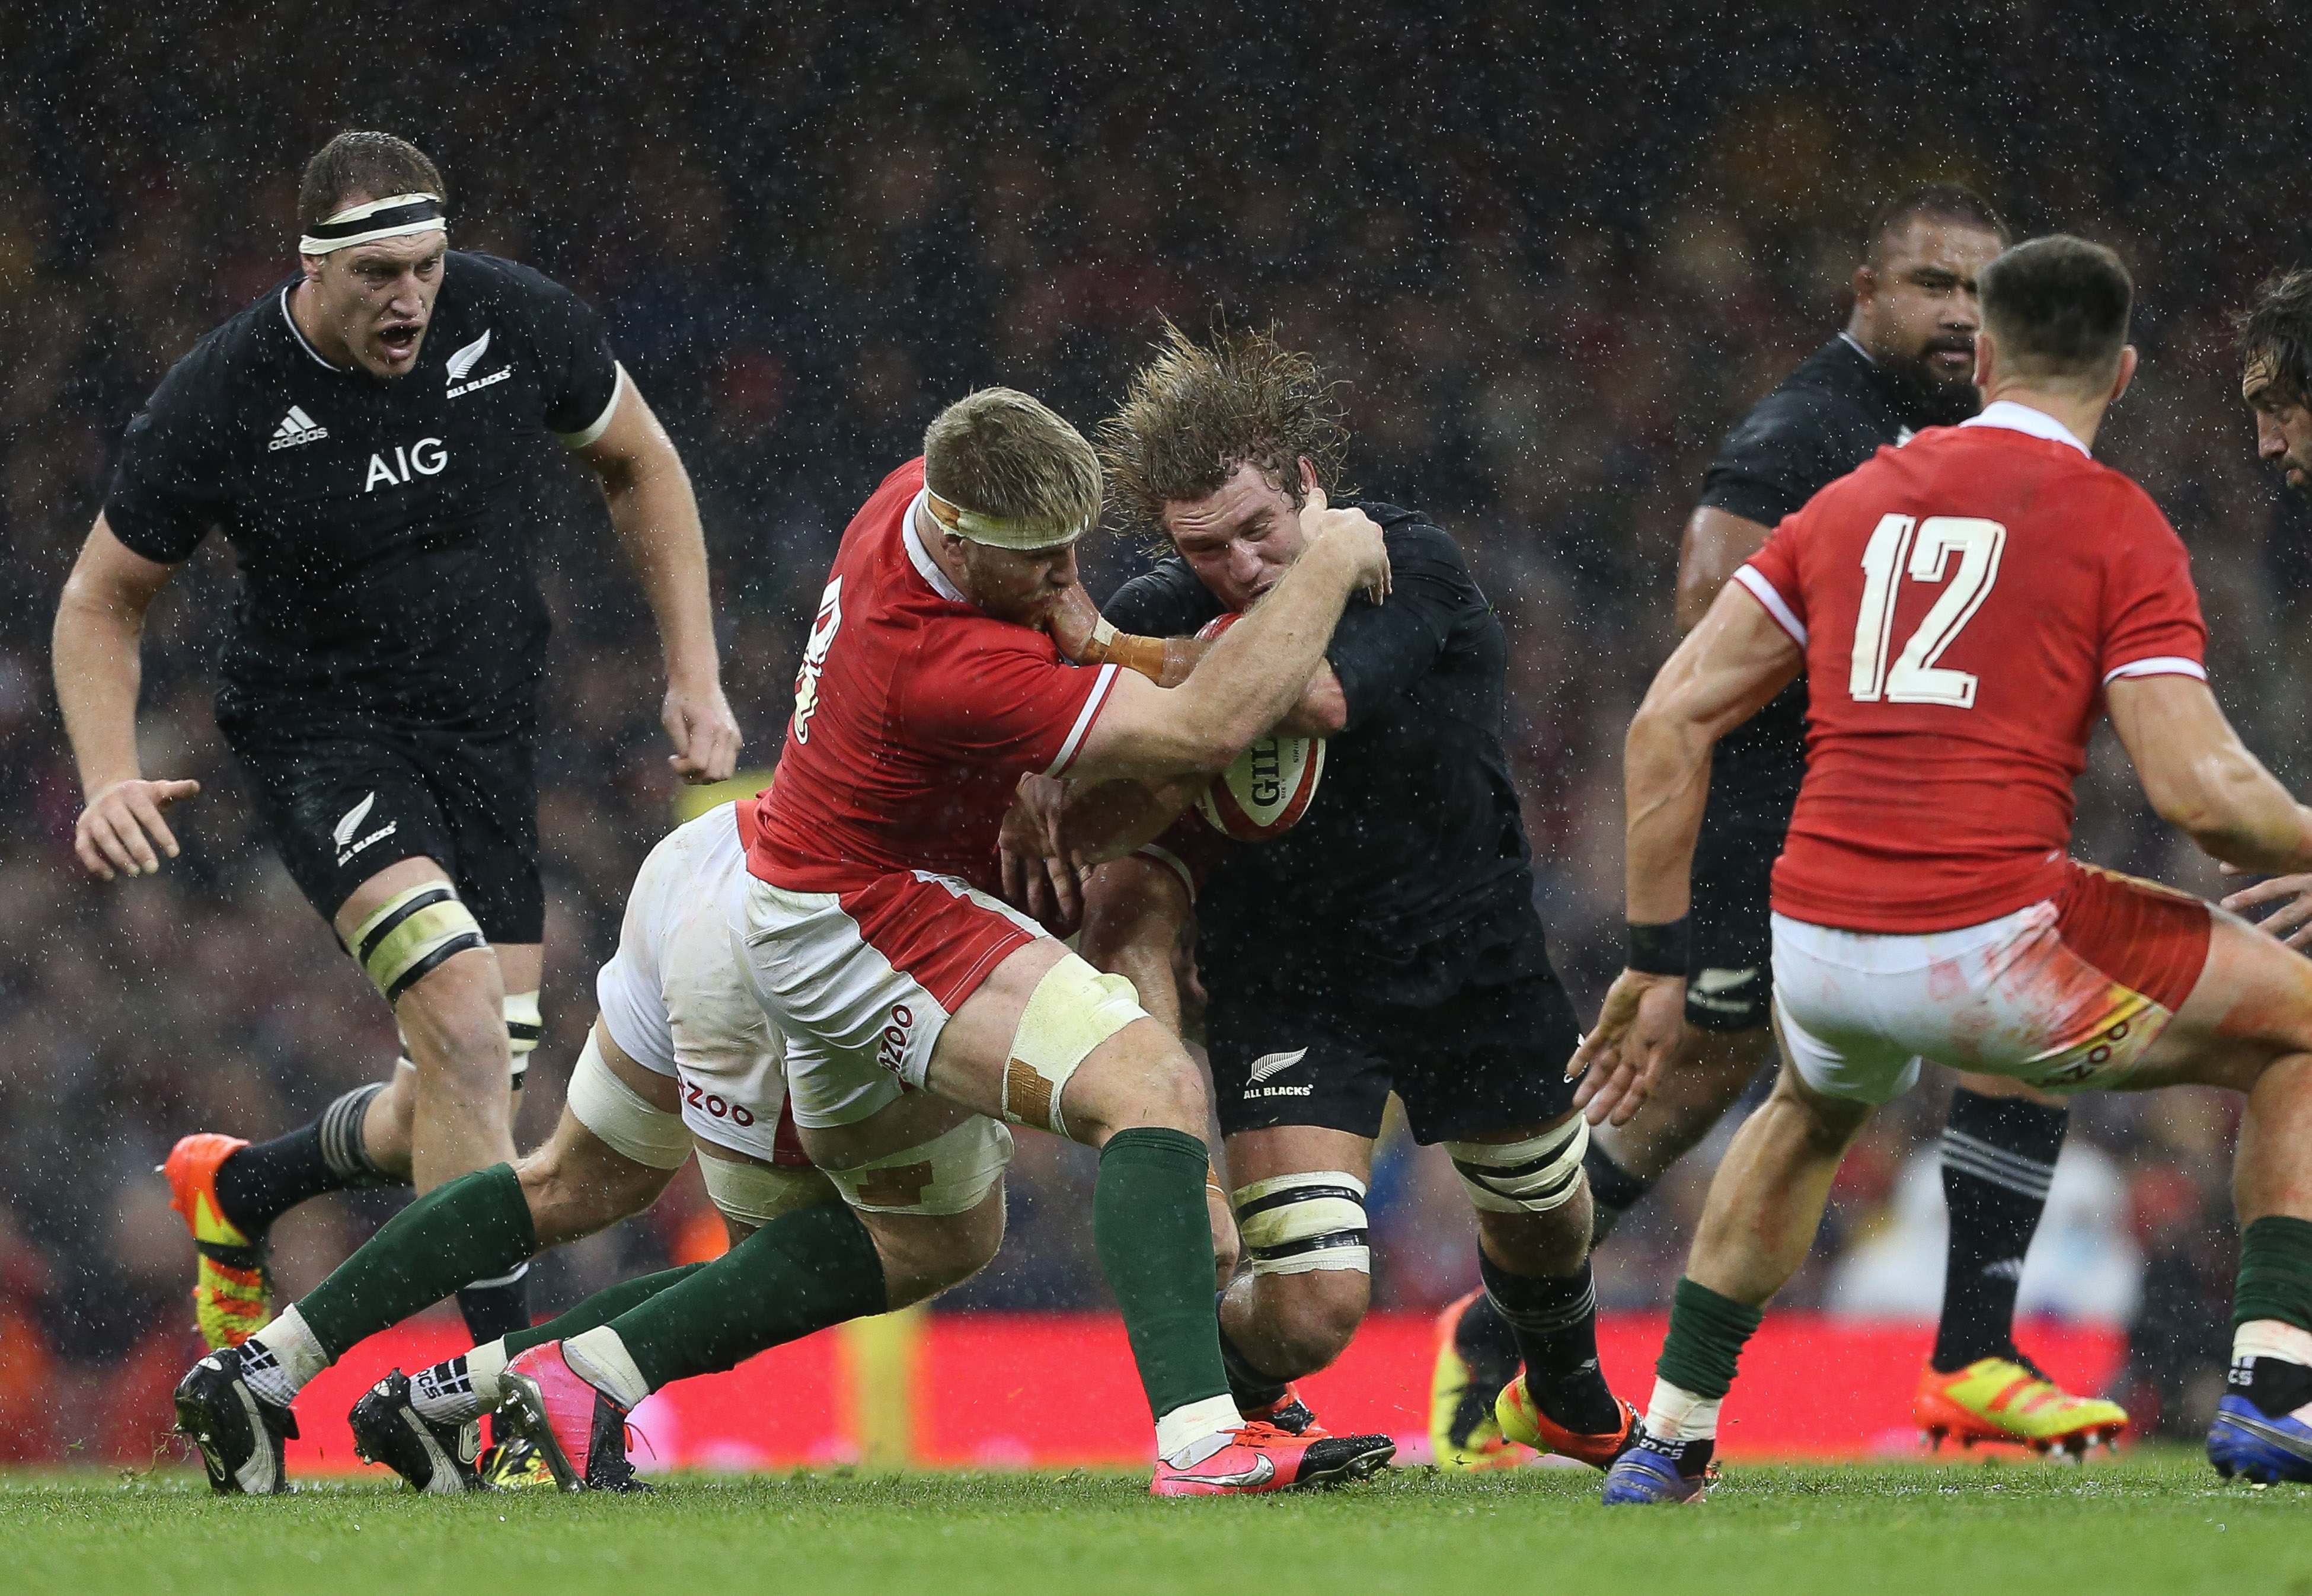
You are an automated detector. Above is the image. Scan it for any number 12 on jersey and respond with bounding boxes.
[1848,514,2007,708]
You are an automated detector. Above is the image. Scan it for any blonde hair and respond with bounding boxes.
[922,389,1102,546]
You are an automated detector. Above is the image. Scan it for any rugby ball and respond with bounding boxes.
[1193,612,1328,841]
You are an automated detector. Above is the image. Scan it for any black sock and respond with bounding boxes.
[1633,1428,1714,1477]
[1480,1253,1619,1434]
[1454,1289,1524,1384]
[456,1262,534,1345]
[1932,1088,2067,1373]
[213,1082,395,1236]
[1584,1142,1653,1245]
[1215,1291,1290,1412]
[2233,1355,2312,1419]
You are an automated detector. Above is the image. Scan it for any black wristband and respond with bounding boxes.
[1627,917,1690,977]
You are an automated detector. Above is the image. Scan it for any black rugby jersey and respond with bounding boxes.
[1106,503,1544,1007]
[104,252,620,728]
[1695,335,1961,780]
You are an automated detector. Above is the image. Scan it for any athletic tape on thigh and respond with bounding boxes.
[1446,1117,1591,1214]
[565,1032,692,1170]
[825,1117,1014,1216]
[1002,955,1146,1137]
[699,1153,841,1229]
[1231,1170,1370,1275]
[349,882,487,1003]
[504,990,541,1085]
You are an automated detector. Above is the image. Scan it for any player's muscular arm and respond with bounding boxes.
[1078,855,1195,1035]
[1067,495,1389,786]
[1048,584,1348,734]
[1569,584,1802,1124]
[577,373,742,785]
[2108,674,2312,873]
[1675,507,1775,632]
[52,515,200,880]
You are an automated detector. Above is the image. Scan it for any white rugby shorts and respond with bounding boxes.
[1771,864,2209,1104]
[594,805,900,1164]
[736,868,1049,1095]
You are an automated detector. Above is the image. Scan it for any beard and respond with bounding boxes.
[1879,341,1982,427]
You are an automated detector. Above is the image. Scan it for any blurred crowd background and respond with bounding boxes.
[2,2,2307,1457]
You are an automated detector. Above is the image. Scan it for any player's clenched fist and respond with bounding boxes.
[1295,487,1393,603]
[75,776,202,881]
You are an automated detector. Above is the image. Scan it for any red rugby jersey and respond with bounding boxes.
[748,459,1119,895]
[1736,402,2206,933]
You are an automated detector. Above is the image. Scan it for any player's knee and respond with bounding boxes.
[518,1103,676,1246]
[350,880,488,1008]
[1446,1115,1590,1217]
[998,954,1184,1142]
[1258,1269,1369,1373]
[876,1185,1007,1309]
[1232,1169,1370,1345]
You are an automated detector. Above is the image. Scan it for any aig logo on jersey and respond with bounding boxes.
[445,329,512,399]
[365,439,448,492]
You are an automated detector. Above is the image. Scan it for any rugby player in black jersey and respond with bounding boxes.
[1032,326,1634,1472]
[51,133,740,1361]
[1462,185,2123,1457]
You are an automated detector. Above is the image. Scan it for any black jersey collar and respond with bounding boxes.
[279,285,349,373]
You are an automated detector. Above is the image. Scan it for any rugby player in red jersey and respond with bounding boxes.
[489,389,1402,1495]
[1568,237,2312,1501]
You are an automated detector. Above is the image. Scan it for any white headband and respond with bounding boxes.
[299,192,448,256]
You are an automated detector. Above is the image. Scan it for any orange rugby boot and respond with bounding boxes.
[1915,1358,2128,1456]
[162,1133,273,1349]
[1494,1374,1641,1469]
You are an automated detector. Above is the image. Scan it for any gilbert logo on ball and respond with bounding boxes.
[1192,612,1327,841]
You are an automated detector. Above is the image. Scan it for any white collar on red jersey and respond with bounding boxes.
[902,490,969,603]
[1959,399,2090,457]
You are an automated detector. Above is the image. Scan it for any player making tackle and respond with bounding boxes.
[52,131,741,1364]
[1573,235,2312,1502]
[182,387,1405,1496]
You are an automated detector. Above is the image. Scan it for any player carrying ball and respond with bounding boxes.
[1575,235,2312,1502]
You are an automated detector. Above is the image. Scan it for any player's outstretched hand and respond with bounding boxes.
[2218,862,2312,949]
[75,777,200,882]
[1566,967,1686,1126]
[998,774,1083,935]
[663,679,743,785]
[1297,487,1392,605]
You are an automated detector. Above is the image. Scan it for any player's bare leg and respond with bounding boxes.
[332,857,520,1188]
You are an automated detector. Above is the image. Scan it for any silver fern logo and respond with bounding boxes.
[333,791,397,865]
[1247,1049,1308,1083]
[446,329,491,379]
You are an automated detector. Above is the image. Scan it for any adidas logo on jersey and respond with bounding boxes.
[446,328,511,398]
[269,405,327,450]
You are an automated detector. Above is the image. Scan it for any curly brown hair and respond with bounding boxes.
[1098,321,1349,535]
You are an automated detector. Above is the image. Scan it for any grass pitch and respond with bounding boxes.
[5,1450,2305,1596]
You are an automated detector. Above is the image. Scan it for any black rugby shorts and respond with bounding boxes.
[1205,962,1583,1145]
[1685,760,1800,1033]
[221,712,544,945]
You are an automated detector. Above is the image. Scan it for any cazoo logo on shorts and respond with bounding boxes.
[682,1079,756,1127]
[877,1002,916,1074]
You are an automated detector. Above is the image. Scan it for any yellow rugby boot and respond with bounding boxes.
[1429,1290,1534,1469]
[1915,1358,2128,1456]
[162,1133,273,1349]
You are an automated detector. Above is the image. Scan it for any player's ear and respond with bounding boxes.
[1971,327,1997,392]
[1850,263,1878,309]
[2111,345,2139,403]
[1296,458,1319,501]
[298,252,324,290]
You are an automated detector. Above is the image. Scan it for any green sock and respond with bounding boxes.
[1094,1127,1231,1422]
[2234,1215,2312,1331]
[604,1204,887,1393]
[502,1264,707,1360]
[299,1163,535,1358]
[1656,1277,1765,1400]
